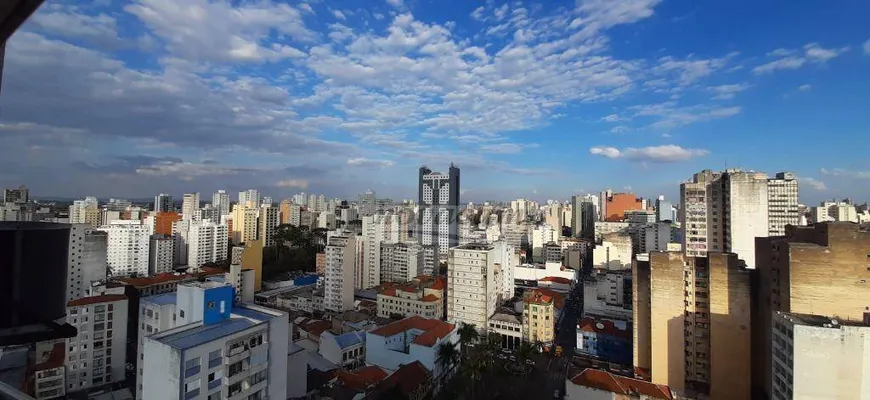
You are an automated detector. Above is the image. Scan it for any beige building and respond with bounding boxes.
[809,200,858,223]
[752,222,870,399]
[771,312,870,400]
[230,203,259,245]
[767,172,800,236]
[522,288,564,344]
[259,205,279,247]
[633,251,751,400]
[324,233,356,313]
[592,232,632,271]
[447,244,503,330]
[376,275,445,319]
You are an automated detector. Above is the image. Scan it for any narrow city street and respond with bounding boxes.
[546,280,584,399]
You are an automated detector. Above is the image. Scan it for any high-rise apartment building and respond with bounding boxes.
[279,199,293,225]
[601,192,643,222]
[655,196,674,223]
[181,193,200,221]
[65,295,129,394]
[3,185,29,203]
[810,200,858,223]
[680,169,770,268]
[447,244,503,330]
[361,214,401,288]
[380,242,424,283]
[230,204,259,245]
[153,211,180,235]
[633,252,752,400]
[258,206,279,247]
[359,189,376,217]
[238,189,260,208]
[67,225,108,302]
[187,221,228,270]
[70,197,100,227]
[766,172,799,236]
[261,196,273,206]
[571,195,598,239]
[324,233,356,313]
[752,222,870,399]
[99,221,151,277]
[153,193,173,212]
[211,190,230,217]
[418,164,460,258]
[149,234,175,274]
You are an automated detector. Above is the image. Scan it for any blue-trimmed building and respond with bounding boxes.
[319,330,367,367]
[575,318,631,366]
[139,281,288,400]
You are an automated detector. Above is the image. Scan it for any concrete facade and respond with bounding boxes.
[447,244,503,330]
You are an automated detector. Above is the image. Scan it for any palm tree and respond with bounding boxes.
[457,323,479,358]
[435,342,460,390]
[463,353,487,400]
[515,342,534,372]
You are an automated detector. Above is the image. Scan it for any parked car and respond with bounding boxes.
[525,359,535,366]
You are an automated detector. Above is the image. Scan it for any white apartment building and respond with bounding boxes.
[258,206,279,247]
[492,240,516,299]
[149,234,175,275]
[810,200,859,223]
[141,300,288,400]
[325,234,357,313]
[376,276,445,319]
[380,242,424,283]
[365,316,459,389]
[181,193,201,221]
[212,190,230,217]
[592,233,632,271]
[187,220,228,270]
[771,311,870,400]
[136,292,178,400]
[70,197,100,226]
[67,225,108,303]
[637,222,671,254]
[361,214,400,288]
[767,172,800,236]
[64,295,128,394]
[99,220,150,277]
[531,224,559,262]
[680,169,770,268]
[238,189,260,208]
[593,221,630,242]
[582,270,632,321]
[447,244,503,330]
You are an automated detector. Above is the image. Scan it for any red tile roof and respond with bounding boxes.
[578,318,630,339]
[67,294,127,307]
[33,343,65,371]
[570,368,672,399]
[300,319,331,338]
[336,366,388,390]
[369,316,455,347]
[540,276,573,284]
[421,294,440,302]
[523,288,565,310]
[116,267,224,288]
[366,361,431,399]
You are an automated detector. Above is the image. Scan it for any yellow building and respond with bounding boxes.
[522,288,564,344]
[240,239,263,292]
[230,204,259,245]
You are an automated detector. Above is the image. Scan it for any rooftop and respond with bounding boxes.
[377,275,446,297]
[369,316,455,347]
[366,361,432,399]
[777,311,869,328]
[523,288,565,310]
[331,331,366,350]
[153,318,259,350]
[454,243,494,251]
[141,292,177,306]
[67,294,127,307]
[116,267,224,288]
[489,312,522,325]
[578,318,630,339]
[336,366,388,391]
[569,368,672,399]
[231,304,283,322]
[33,342,65,371]
[539,276,573,284]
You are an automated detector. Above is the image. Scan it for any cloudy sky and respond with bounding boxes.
[2,0,868,203]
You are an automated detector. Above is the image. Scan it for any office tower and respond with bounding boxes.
[599,189,612,221]
[279,199,293,225]
[324,233,356,312]
[752,222,870,399]
[601,192,643,222]
[418,164,460,258]
[67,225,108,302]
[141,283,288,400]
[359,189,376,217]
[447,244,503,330]
[293,192,307,207]
[70,196,100,226]
[3,184,29,203]
[153,193,172,212]
[65,294,129,394]
[654,196,673,223]
[149,234,175,274]
[769,311,870,400]
[181,193,200,221]
[258,205,279,247]
[238,189,260,207]
[380,242,424,283]
[633,252,751,399]
[316,194,326,212]
[212,190,230,217]
[637,222,671,254]
[230,204,259,245]
[99,221,151,277]
[187,220,229,270]
[196,204,220,223]
[680,169,769,268]
[767,172,800,236]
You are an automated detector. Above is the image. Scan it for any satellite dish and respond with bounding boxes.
[595,322,604,330]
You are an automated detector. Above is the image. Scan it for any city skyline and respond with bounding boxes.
[1,0,869,203]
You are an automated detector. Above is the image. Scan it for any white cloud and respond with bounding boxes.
[800,177,826,191]
[821,168,870,179]
[864,39,870,55]
[653,55,732,86]
[631,102,741,129]
[592,145,709,162]
[797,84,812,91]
[386,0,404,8]
[470,6,486,21]
[752,56,806,74]
[804,43,848,62]
[276,179,309,189]
[347,158,395,168]
[602,114,621,122]
[29,6,121,47]
[299,3,314,14]
[480,143,529,154]
[753,43,848,74]
[708,83,751,100]
[332,9,346,20]
[610,126,630,133]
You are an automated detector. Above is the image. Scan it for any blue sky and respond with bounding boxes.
[1,0,868,204]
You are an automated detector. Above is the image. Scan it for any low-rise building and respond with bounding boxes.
[376,275,445,320]
[583,270,632,321]
[576,318,631,365]
[32,342,66,399]
[538,276,572,293]
[521,288,564,344]
[592,233,632,271]
[566,368,672,400]
[319,330,367,369]
[365,316,459,393]
[513,262,577,283]
[487,311,523,350]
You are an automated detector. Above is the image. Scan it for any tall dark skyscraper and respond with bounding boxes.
[418,164,460,258]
